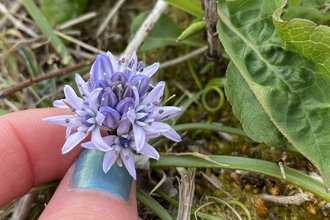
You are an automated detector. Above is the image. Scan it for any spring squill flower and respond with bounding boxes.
[43,86,110,153]
[81,119,159,179]
[43,51,182,179]
[127,81,182,152]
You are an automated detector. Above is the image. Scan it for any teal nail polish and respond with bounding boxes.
[72,149,133,201]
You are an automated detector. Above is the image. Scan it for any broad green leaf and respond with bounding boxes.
[39,0,89,26]
[130,12,205,51]
[163,0,203,19]
[225,62,287,146]
[282,6,323,25]
[301,0,327,7]
[218,0,330,190]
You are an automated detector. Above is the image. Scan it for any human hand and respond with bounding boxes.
[0,108,138,219]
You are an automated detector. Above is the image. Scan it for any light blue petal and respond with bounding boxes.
[103,150,118,172]
[89,88,102,113]
[143,122,172,132]
[131,86,140,108]
[126,109,136,123]
[62,131,87,154]
[43,115,81,127]
[81,141,97,150]
[121,148,136,179]
[63,85,84,110]
[96,111,106,125]
[75,73,90,99]
[128,51,137,71]
[91,127,110,151]
[141,81,165,106]
[151,106,182,121]
[53,100,68,108]
[102,135,118,145]
[142,62,159,78]
[138,142,160,160]
[133,123,146,152]
[162,129,182,142]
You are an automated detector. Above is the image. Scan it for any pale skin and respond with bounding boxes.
[0,108,138,220]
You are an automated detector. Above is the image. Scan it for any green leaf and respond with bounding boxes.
[130,12,205,51]
[225,62,287,146]
[177,20,206,42]
[301,0,327,7]
[218,0,330,190]
[163,0,203,19]
[39,0,89,26]
[137,188,173,220]
[151,154,330,202]
[282,6,323,25]
[21,0,74,64]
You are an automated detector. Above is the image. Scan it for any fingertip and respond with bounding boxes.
[40,149,138,220]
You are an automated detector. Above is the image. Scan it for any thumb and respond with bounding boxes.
[39,149,138,220]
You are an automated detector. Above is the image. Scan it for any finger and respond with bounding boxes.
[39,149,138,220]
[0,108,81,207]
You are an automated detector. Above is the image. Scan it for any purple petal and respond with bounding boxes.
[62,131,87,154]
[103,149,118,172]
[91,127,110,151]
[100,106,120,128]
[91,54,112,83]
[116,97,135,115]
[142,62,159,78]
[117,119,130,135]
[120,148,136,179]
[106,51,119,74]
[162,129,182,142]
[133,123,146,152]
[63,85,84,110]
[126,68,134,81]
[101,87,118,107]
[130,74,149,97]
[141,81,165,106]
[111,72,128,84]
[127,51,137,70]
[138,142,159,160]
[53,100,68,108]
[123,85,134,99]
[91,80,108,90]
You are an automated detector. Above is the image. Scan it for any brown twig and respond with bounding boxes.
[0,59,94,99]
[201,0,223,74]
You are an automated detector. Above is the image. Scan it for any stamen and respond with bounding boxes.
[161,94,176,105]
[116,157,123,167]
[65,118,70,123]
[62,99,73,109]
[158,109,164,114]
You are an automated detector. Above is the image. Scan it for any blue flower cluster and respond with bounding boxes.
[43,52,182,179]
